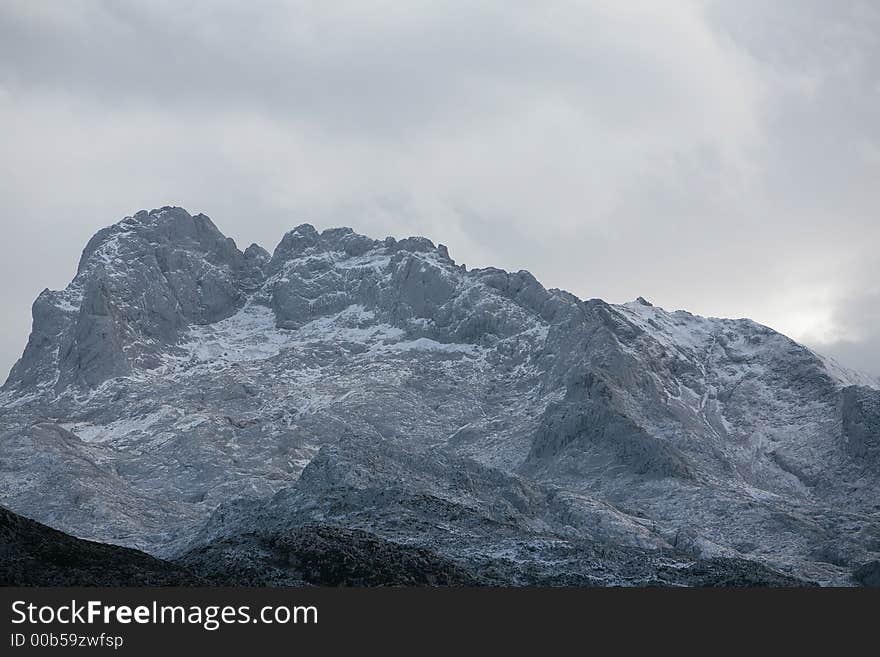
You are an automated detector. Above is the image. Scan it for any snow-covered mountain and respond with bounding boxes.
[2,207,878,586]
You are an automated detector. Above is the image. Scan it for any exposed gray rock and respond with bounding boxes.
[1,207,879,586]
[841,386,880,468]
[4,207,255,392]
[525,372,693,480]
[178,437,811,587]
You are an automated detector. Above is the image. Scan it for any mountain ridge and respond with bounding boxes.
[2,206,879,586]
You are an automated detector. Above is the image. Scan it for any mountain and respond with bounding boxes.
[1,206,878,586]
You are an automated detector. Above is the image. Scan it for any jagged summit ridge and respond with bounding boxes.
[1,207,879,586]
[4,207,566,393]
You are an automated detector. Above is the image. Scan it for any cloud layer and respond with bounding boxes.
[1,0,878,378]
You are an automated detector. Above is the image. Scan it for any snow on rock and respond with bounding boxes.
[1,208,878,586]
[181,304,291,364]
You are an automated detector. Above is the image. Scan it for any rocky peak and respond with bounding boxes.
[78,206,246,274]
[7,209,561,391]
[5,208,257,391]
[243,242,270,264]
[268,224,451,272]
[8,207,877,405]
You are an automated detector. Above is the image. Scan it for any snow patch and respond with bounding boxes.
[374,337,483,356]
[62,405,181,444]
[181,304,290,363]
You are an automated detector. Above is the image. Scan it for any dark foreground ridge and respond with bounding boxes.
[0,506,201,586]
[1,503,812,587]
[175,525,484,586]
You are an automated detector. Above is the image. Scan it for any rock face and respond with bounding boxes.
[176,436,811,587]
[5,208,258,391]
[841,386,880,468]
[1,206,879,586]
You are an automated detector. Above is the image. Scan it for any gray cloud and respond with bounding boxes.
[0,0,878,380]
[809,259,880,377]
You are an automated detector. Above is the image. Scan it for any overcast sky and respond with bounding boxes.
[1,0,878,380]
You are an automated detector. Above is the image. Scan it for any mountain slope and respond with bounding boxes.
[1,207,878,585]
[176,436,813,586]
